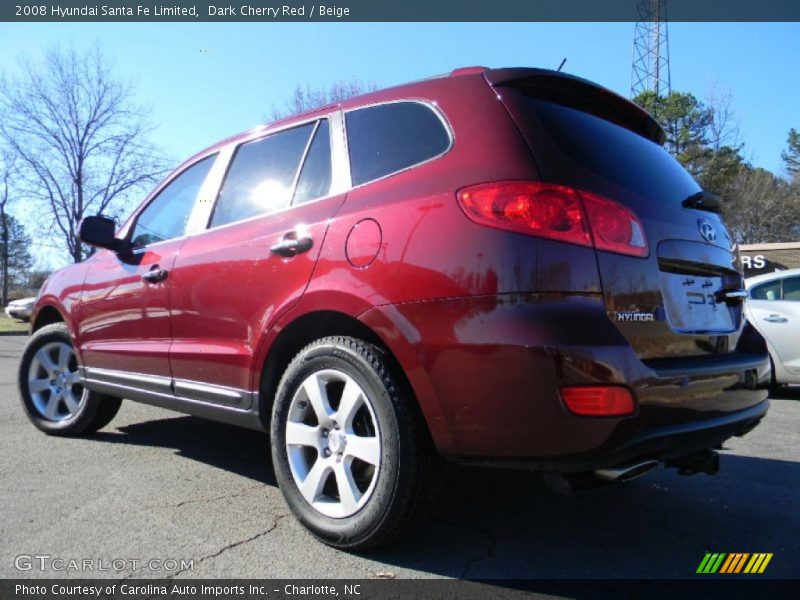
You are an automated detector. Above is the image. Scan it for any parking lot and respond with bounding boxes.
[1,332,798,580]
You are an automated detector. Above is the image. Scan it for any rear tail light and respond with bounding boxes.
[560,386,636,417]
[457,181,648,257]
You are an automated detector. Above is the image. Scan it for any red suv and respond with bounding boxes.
[19,67,770,549]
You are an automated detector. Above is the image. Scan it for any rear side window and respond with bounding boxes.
[507,95,701,206]
[293,120,332,205]
[750,281,781,301]
[210,123,314,228]
[346,102,450,186]
[783,277,800,301]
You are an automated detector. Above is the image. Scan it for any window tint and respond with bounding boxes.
[750,280,781,301]
[293,120,332,205]
[783,277,800,301]
[346,102,450,186]
[210,123,314,228]
[131,155,216,248]
[511,96,701,207]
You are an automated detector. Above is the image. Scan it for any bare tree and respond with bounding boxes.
[722,166,800,244]
[0,45,169,262]
[0,149,17,305]
[706,83,741,152]
[270,78,378,121]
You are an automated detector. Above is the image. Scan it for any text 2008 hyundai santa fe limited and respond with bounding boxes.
[18,67,770,549]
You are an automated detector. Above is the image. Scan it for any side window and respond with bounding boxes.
[293,120,332,205]
[783,277,800,301]
[750,280,782,301]
[346,102,451,186]
[131,155,216,248]
[210,123,314,228]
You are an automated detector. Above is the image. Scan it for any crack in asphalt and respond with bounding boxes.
[174,485,265,508]
[166,513,292,579]
[430,515,497,578]
[139,484,266,510]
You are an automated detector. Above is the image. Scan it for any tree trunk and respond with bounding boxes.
[0,209,8,306]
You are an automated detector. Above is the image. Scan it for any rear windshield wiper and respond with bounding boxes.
[682,191,721,214]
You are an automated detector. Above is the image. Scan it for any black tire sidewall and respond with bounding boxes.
[271,339,404,548]
[18,323,101,435]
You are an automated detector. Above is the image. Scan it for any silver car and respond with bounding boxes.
[4,297,36,322]
[745,268,800,386]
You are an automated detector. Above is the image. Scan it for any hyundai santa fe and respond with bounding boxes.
[18,67,770,549]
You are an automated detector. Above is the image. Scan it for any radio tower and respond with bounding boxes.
[631,0,671,99]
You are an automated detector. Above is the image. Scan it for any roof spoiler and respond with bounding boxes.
[485,68,666,146]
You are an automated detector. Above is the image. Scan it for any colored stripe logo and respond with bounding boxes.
[696,552,773,574]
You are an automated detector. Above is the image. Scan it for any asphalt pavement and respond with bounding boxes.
[1,333,798,580]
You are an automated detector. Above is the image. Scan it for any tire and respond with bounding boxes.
[271,336,440,550]
[769,355,785,390]
[18,322,122,436]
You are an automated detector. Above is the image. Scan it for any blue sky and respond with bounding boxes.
[0,22,798,267]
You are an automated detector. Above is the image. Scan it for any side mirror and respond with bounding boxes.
[79,215,123,252]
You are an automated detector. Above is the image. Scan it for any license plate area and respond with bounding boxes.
[659,272,736,333]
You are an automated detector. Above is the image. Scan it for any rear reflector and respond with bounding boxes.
[457,181,648,257]
[560,386,636,417]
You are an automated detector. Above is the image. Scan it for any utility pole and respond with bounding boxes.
[631,0,671,99]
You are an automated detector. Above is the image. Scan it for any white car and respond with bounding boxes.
[745,268,800,385]
[4,297,36,322]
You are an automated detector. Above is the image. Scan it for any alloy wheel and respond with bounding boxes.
[285,369,381,518]
[27,341,86,422]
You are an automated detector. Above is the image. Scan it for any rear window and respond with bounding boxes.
[346,102,450,186]
[508,95,701,206]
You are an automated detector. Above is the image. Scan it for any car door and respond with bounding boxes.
[78,153,221,382]
[746,275,800,381]
[167,113,349,407]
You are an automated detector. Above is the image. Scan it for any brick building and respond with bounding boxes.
[738,242,800,278]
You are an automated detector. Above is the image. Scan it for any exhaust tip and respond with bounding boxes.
[595,460,659,483]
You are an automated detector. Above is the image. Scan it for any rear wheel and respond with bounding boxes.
[769,354,785,390]
[18,323,122,436]
[271,336,439,550]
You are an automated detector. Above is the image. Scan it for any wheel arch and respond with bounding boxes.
[257,310,391,427]
[255,308,452,453]
[31,303,66,332]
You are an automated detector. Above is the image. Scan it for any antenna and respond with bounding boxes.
[631,0,671,99]
[556,58,567,72]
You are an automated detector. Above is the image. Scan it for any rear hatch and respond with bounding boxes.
[489,69,745,360]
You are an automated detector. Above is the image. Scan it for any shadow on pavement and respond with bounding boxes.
[88,410,800,578]
[770,385,800,401]
[93,416,276,485]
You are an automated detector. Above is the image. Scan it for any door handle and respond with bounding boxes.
[142,267,168,283]
[270,233,313,258]
[763,315,788,323]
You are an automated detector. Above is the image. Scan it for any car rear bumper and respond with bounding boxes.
[466,400,768,472]
[363,293,770,463]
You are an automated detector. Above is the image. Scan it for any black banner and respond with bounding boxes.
[3,579,800,600]
[3,0,800,23]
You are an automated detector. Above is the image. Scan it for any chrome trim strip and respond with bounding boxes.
[81,367,255,410]
[329,109,352,192]
[173,378,250,408]
[82,367,172,395]
[80,367,265,432]
[184,145,236,238]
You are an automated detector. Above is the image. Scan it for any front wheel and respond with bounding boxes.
[18,323,122,436]
[271,336,439,550]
